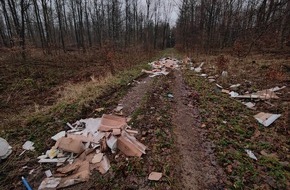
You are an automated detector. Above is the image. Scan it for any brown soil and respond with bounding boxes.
[119,76,154,116]
[171,70,225,189]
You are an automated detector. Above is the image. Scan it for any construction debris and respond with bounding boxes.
[235,89,279,100]
[0,137,12,160]
[148,172,163,181]
[20,141,35,156]
[142,57,180,77]
[37,114,146,189]
[245,149,258,160]
[254,112,281,127]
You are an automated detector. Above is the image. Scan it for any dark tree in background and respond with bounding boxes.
[175,0,290,55]
[0,0,175,56]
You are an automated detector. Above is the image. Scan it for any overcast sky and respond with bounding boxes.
[139,0,179,26]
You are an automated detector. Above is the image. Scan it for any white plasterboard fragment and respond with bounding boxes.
[148,172,163,181]
[199,62,205,68]
[22,141,35,151]
[91,153,104,164]
[51,131,66,141]
[243,102,255,109]
[216,84,223,89]
[115,104,123,112]
[209,79,215,83]
[194,67,202,72]
[0,137,12,160]
[38,177,61,190]
[38,157,68,163]
[200,74,207,77]
[254,112,281,127]
[75,118,101,134]
[229,91,239,97]
[106,135,117,153]
[221,71,228,77]
[45,170,52,177]
[66,122,74,129]
[269,86,286,92]
[245,149,257,160]
[230,84,241,88]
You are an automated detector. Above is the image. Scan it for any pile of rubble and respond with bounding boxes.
[37,114,146,189]
[142,57,180,77]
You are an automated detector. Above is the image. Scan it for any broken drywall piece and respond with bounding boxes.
[229,91,239,97]
[269,86,286,92]
[0,137,12,160]
[221,89,230,94]
[73,118,101,134]
[216,83,223,89]
[243,102,255,109]
[45,170,52,178]
[125,129,138,135]
[221,71,228,77]
[106,135,117,153]
[200,74,207,77]
[148,172,162,181]
[245,149,257,160]
[57,137,85,154]
[254,112,281,127]
[95,107,105,112]
[230,84,241,89]
[38,177,61,190]
[91,153,103,164]
[99,114,127,132]
[236,89,279,100]
[58,161,90,188]
[114,104,123,112]
[98,155,110,174]
[20,141,35,156]
[209,79,215,83]
[38,157,68,163]
[22,141,35,151]
[51,131,66,141]
[117,131,146,157]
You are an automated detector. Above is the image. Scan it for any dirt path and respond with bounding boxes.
[116,69,225,189]
[170,70,225,189]
[119,76,154,116]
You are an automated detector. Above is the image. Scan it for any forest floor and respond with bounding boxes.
[0,48,289,189]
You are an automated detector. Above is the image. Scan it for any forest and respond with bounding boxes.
[0,0,289,190]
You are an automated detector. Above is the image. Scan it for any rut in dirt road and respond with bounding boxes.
[171,70,225,190]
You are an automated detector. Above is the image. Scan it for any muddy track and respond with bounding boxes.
[170,70,225,190]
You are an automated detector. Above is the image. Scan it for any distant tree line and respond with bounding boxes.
[0,0,175,55]
[175,0,290,55]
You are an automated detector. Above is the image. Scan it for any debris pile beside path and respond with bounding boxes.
[190,61,286,128]
[142,57,180,77]
[38,114,146,189]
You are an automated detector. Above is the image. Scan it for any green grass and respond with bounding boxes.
[183,70,289,189]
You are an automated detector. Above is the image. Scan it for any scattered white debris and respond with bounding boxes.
[148,172,163,181]
[221,71,228,77]
[45,170,52,177]
[230,84,241,89]
[51,131,66,141]
[254,112,281,127]
[229,91,239,97]
[38,177,61,190]
[269,86,286,92]
[243,102,255,109]
[0,137,12,160]
[245,149,257,160]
